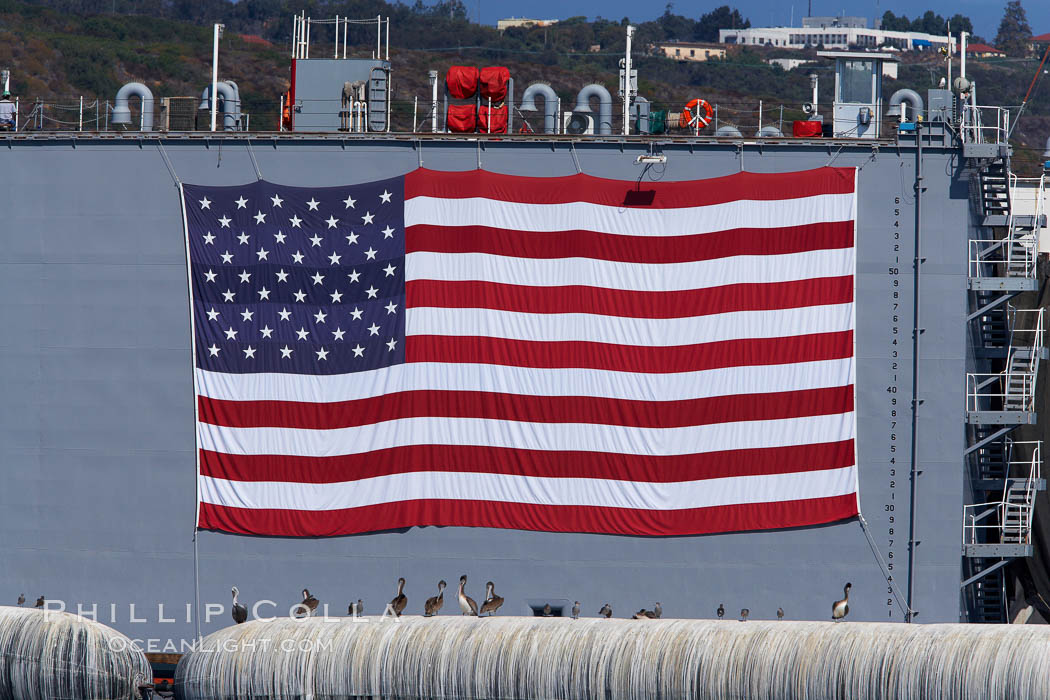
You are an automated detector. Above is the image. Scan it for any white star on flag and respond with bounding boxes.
[257,248,270,261]
[346,232,359,245]
[383,264,396,277]
[274,231,287,244]
[208,344,220,356]
[237,232,250,245]
[234,196,248,209]
[199,197,211,209]
[204,269,217,283]
[364,247,377,260]
[243,346,256,359]
[361,212,375,225]
[306,198,320,211]
[382,226,394,238]
[311,272,325,285]
[347,269,361,283]
[257,287,271,300]
[385,301,398,315]
[224,327,238,340]
[203,232,216,244]
[367,323,380,336]
[332,328,346,340]
[329,252,342,265]
[241,308,254,322]
[254,211,267,224]
[270,194,283,207]
[294,289,307,302]
[280,345,293,358]
[365,286,379,299]
[352,344,365,357]
[218,215,231,228]
[316,348,329,361]
[386,338,397,351]
[276,269,289,282]
[206,307,220,321]
[260,325,274,338]
[222,289,236,302]
[278,308,292,321]
[289,215,302,228]
[330,290,343,303]
[380,190,392,203]
[325,215,339,229]
[296,327,310,341]
[343,194,356,208]
[220,251,234,264]
[238,270,251,283]
[314,310,328,324]
[291,251,305,264]
[309,234,323,247]
[350,307,363,320]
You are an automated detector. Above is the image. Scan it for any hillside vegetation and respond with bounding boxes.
[0,0,1047,167]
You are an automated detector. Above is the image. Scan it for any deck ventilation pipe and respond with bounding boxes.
[573,83,613,135]
[519,83,559,134]
[714,125,743,137]
[0,606,150,700]
[175,617,1050,700]
[199,82,239,131]
[111,81,155,131]
[756,125,783,137]
[630,95,650,134]
[886,88,925,123]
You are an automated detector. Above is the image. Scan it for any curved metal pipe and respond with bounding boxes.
[199,82,238,131]
[223,80,242,128]
[630,95,650,135]
[886,88,924,122]
[1043,135,1050,160]
[573,84,613,135]
[519,83,559,134]
[111,82,154,131]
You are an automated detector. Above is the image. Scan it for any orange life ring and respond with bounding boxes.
[679,98,713,129]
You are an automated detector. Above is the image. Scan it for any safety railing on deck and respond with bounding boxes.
[1008,306,1046,353]
[966,370,1038,414]
[968,234,1038,280]
[961,104,1009,145]
[963,441,1041,547]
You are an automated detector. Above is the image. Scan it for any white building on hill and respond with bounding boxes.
[720,21,954,52]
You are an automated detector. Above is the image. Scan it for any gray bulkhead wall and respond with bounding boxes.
[0,137,968,647]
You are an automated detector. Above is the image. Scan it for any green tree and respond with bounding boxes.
[880,11,911,32]
[946,13,974,41]
[695,5,749,42]
[994,0,1032,57]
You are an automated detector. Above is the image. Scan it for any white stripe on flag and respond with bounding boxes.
[405,249,855,291]
[405,304,854,346]
[195,358,856,404]
[199,465,858,512]
[404,193,856,236]
[197,412,856,457]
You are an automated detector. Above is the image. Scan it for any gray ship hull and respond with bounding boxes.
[0,134,967,648]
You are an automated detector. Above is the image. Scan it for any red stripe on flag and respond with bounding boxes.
[406,330,853,373]
[404,168,856,207]
[199,386,854,430]
[199,440,856,484]
[405,222,854,263]
[198,492,860,537]
[406,277,854,319]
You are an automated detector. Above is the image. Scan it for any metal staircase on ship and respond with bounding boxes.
[962,117,1047,622]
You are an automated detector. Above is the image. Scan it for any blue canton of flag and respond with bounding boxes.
[182,178,406,375]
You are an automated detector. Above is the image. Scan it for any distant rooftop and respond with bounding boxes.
[802,16,867,29]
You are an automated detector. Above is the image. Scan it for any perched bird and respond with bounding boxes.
[571,601,580,620]
[542,603,553,617]
[777,607,784,621]
[717,603,725,620]
[34,596,44,609]
[632,608,652,620]
[17,594,24,606]
[599,603,612,618]
[390,577,407,617]
[348,599,363,616]
[424,581,446,617]
[231,587,248,624]
[457,575,479,616]
[479,581,504,617]
[740,608,749,622]
[297,589,319,618]
[832,582,852,621]
[652,602,662,619]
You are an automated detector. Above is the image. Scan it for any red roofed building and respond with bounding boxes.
[965,43,1005,58]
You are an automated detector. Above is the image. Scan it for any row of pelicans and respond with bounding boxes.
[226,578,853,625]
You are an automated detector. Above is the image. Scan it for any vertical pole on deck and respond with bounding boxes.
[623,25,634,135]
[79,96,83,131]
[211,23,222,132]
[906,123,924,623]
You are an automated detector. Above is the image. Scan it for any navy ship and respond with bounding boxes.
[1,17,1047,659]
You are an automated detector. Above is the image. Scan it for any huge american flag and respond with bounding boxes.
[183,168,859,537]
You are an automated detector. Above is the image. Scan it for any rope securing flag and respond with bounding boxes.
[183,167,859,537]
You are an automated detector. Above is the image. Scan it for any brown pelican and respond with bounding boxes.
[599,603,612,618]
[231,587,248,624]
[717,603,724,620]
[457,575,479,616]
[17,594,24,606]
[390,577,407,617]
[479,581,504,616]
[34,596,44,609]
[542,603,553,617]
[832,582,851,621]
[740,608,749,622]
[777,607,784,621]
[297,589,319,617]
[571,601,580,620]
[424,581,446,617]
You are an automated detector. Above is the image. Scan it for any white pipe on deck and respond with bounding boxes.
[175,616,1050,700]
